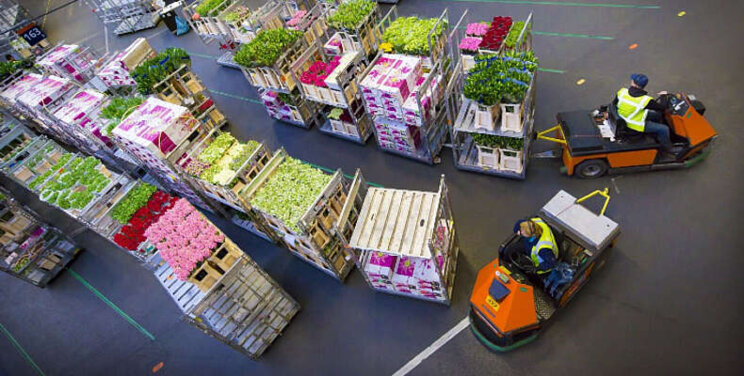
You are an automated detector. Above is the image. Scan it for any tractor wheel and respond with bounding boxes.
[575,159,608,179]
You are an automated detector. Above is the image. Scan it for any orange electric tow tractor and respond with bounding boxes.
[469,189,620,351]
[536,93,717,178]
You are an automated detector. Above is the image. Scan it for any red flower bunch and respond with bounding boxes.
[112,191,177,252]
[478,16,512,50]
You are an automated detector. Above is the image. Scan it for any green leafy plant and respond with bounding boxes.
[33,155,111,210]
[0,60,23,79]
[111,183,157,223]
[229,141,259,170]
[328,108,343,120]
[382,17,444,56]
[464,52,537,105]
[327,0,375,30]
[131,48,191,95]
[276,92,295,106]
[251,157,332,233]
[101,96,145,135]
[197,133,236,164]
[504,20,529,49]
[471,134,524,150]
[221,6,249,23]
[195,0,231,16]
[234,29,304,68]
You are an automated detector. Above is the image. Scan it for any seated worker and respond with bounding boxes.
[614,73,672,151]
[502,218,559,275]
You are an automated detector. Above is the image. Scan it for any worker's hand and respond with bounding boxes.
[658,91,669,95]
[516,230,522,236]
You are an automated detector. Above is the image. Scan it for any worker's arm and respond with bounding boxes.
[644,98,666,112]
[536,248,557,272]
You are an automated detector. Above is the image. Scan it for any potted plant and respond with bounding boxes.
[463,51,537,131]
[497,136,525,172]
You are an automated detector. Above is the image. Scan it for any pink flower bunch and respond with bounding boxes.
[459,37,482,53]
[287,10,307,27]
[299,57,341,87]
[466,22,489,37]
[144,198,225,280]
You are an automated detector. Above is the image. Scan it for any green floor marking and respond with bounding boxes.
[67,268,156,341]
[432,0,659,9]
[208,89,263,105]
[456,25,613,40]
[188,51,219,59]
[0,322,46,376]
[532,31,614,40]
[538,67,566,74]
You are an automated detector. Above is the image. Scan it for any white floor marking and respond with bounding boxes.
[104,25,109,54]
[392,317,470,376]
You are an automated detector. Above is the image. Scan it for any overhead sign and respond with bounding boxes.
[17,23,46,46]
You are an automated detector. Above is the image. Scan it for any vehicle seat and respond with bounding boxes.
[609,101,645,142]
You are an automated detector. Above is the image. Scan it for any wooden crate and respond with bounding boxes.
[188,260,225,292]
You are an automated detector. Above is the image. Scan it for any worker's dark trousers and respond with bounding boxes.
[644,111,672,150]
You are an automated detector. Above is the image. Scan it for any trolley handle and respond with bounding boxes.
[536,124,567,145]
[575,188,611,217]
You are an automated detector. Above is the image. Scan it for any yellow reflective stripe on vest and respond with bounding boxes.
[530,218,559,273]
[616,88,652,132]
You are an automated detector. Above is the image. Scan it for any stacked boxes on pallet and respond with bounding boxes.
[95,38,156,90]
[356,10,452,163]
[360,54,422,121]
[349,176,460,304]
[111,98,210,209]
[36,44,99,84]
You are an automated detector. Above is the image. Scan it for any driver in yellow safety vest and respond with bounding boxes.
[614,73,673,151]
[501,218,559,275]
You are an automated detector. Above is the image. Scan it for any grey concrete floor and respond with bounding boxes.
[1,0,743,375]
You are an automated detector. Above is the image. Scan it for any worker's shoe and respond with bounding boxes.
[657,149,679,162]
